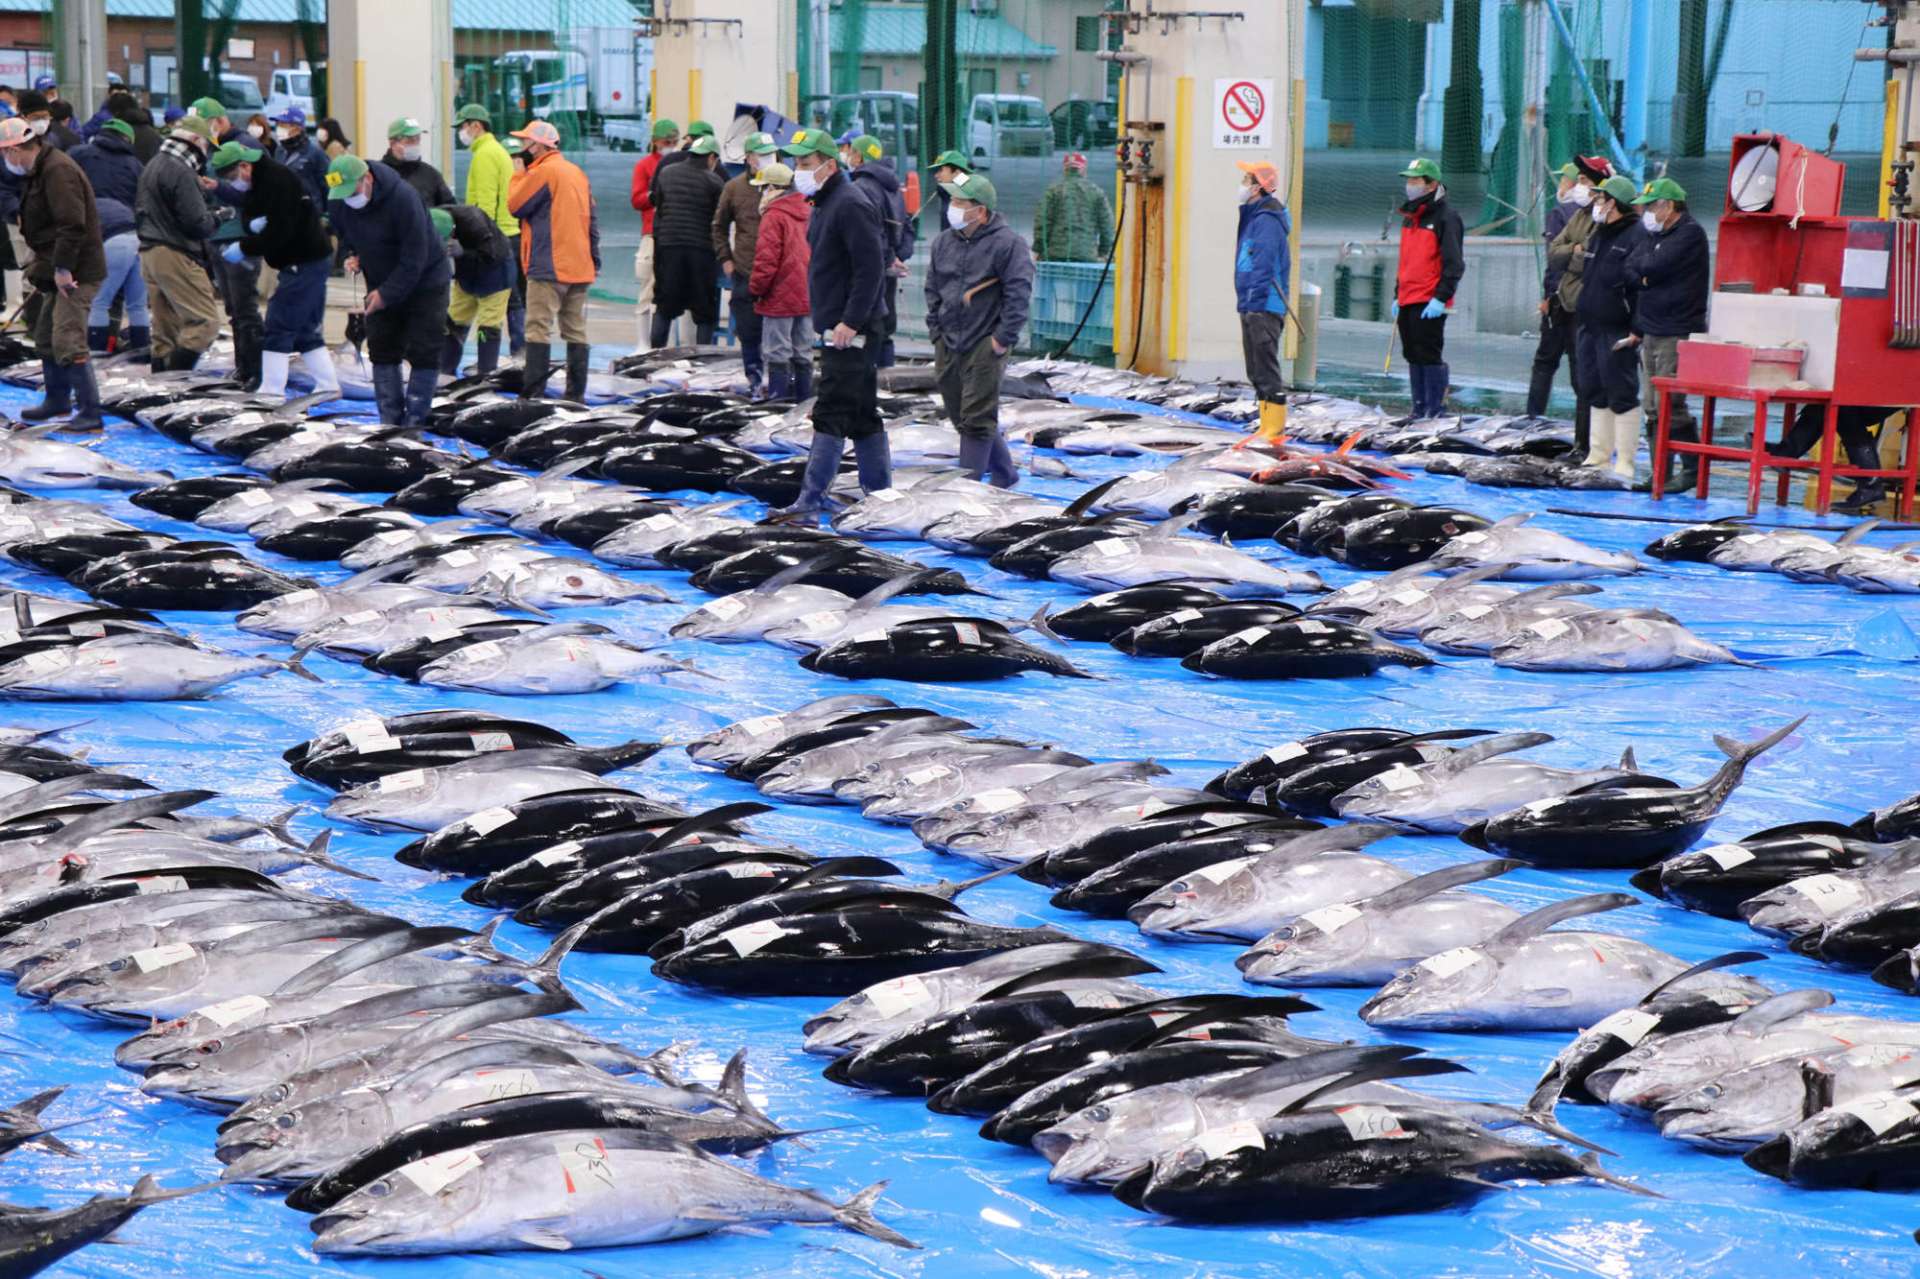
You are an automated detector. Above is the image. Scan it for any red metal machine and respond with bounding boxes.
[1651,133,1920,517]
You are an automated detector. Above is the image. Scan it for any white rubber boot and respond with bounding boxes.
[634,309,654,355]
[1584,409,1614,468]
[299,347,341,398]
[257,350,291,399]
[1612,407,1642,478]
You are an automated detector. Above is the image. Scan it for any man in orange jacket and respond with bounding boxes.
[507,119,600,400]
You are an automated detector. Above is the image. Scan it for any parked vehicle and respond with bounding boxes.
[456,26,649,150]
[800,91,919,171]
[265,63,315,120]
[1051,97,1117,150]
[215,72,265,117]
[968,93,1052,168]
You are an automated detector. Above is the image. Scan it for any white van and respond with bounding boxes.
[265,64,315,120]
[967,94,1053,169]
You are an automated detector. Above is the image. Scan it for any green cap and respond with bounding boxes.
[189,96,226,120]
[501,135,525,155]
[1597,174,1638,205]
[650,117,678,140]
[428,207,453,239]
[209,141,262,171]
[1399,156,1441,180]
[1633,176,1688,204]
[686,119,714,138]
[1556,162,1579,181]
[933,149,971,172]
[940,173,997,212]
[849,133,882,162]
[455,103,490,126]
[742,130,778,155]
[101,118,133,142]
[325,152,369,199]
[689,135,719,156]
[387,116,425,139]
[171,115,215,143]
[780,128,838,159]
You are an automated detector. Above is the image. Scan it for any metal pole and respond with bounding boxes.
[1622,0,1652,162]
[175,0,208,104]
[1541,0,1635,178]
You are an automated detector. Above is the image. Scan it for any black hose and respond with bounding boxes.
[1049,183,1126,360]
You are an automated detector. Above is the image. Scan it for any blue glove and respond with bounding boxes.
[220,242,245,264]
[1389,300,1400,320]
[247,216,266,233]
[1421,298,1446,320]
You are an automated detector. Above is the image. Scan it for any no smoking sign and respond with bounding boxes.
[1213,77,1274,150]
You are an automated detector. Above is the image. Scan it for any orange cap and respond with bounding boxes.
[1236,160,1279,192]
[511,120,561,148]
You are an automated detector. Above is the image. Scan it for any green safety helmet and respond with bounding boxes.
[650,117,678,140]
[689,135,719,156]
[325,152,369,199]
[780,128,837,159]
[1597,175,1638,205]
[687,119,714,138]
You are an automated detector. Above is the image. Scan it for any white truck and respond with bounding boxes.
[494,27,651,147]
[265,63,315,120]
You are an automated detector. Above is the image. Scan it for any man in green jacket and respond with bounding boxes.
[1032,152,1113,262]
[456,103,522,355]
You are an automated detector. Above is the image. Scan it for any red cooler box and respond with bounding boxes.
[1676,339,1806,388]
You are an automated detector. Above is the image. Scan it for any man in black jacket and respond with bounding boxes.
[648,133,724,349]
[432,203,511,377]
[211,141,339,401]
[384,116,455,210]
[1574,175,1649,479]
[1628,177,1710,491]
[771,127,887,520]
[843,133,914,369]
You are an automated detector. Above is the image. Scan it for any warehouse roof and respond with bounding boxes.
[832,4,1058,59]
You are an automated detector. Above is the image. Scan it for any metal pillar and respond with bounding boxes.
[921,0,958,236]
[175,0,208,104]
[1621,0,1652,161]
[1674,0,1708,157]
[54,0,108,114]
[1442,0,1483,178]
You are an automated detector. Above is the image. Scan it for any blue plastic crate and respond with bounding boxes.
[1028,260,1115,358]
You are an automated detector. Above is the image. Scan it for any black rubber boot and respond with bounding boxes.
[985,430,1019,489]
[1667,419,1701,493]
[235,329,262,391]
[475,327,502,377]
[1571,395,1591,459]
[440,324,470,376]
[18,361,69,421]
[852,431,892,494]
[65,361,103,431]
[519,343,550,400]
[1836,437,1889,512]
[694,322,715,346]
[86,325,110,355]
[769,432,841,521]
[122,325,149,360]
[403,365,439,426]
[165,348,201,372]
[764,364,790,401]
[1428,364,1451,418]
[791,359,814,401]
[955,432,990,481]
[649,312,673,350]
[370,363,406,425]
[564,343,590,402]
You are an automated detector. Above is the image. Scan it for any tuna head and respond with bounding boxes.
[216,1087,394,1184]
[1354,944,1502,1028]
[1034,1084,1205,1185]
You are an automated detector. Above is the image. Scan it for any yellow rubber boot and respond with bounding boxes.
[1256,399,1288,444]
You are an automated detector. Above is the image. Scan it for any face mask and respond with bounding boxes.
[1593,199,1613,223]
[277,128,297,143]
[946,204,971,231]
[2,157,23,177]
[1641,210,1661,233]
[457,127,474,148]
[1241,183,1262,203]
[838,152,853,168]
[792,167,820,197]
[397,143,421,162]
[27,118,47,137]
[1568,184,1592,207]
[246,124,264,139]
[1403,182,1423,202]
[230,176,250,192]
[315,128,329,143]
[344,190,369,209]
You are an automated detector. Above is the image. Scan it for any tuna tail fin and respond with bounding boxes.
[1577,1153,1664,1199]
[926,860,1026,901]
[1023,603,1063,645]
[293,829,380,882]
[454,914,507,964]
[275,647,323,683]
[527,920,590,994]
[1618,745,1637,771]
[1525,1062,1572,1119]
[262,805,304,849]
[1639,949,1768,1005]
[831,1181,919,1250]
[712,1047,777,1130]
[1487,892,1639,946]
[469,571,553,619]
[1711,715,1806,766]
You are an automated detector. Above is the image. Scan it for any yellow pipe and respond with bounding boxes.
[353,59,366,159]
[1286,75,1305,361]
[1883,78,1897,221]
[689,68,702,127]
[1169,76,1191,365]
[1113,71,1129,368]
[787,70,799,122]
[441,59,454,173]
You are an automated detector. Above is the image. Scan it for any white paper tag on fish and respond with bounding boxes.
[704,596,748,620]
[1389,589,1429,606]
[470,732,515,753]
[1701,843,1755,870]
[1525,617,1571,641]
[1089,539,1131,559]
[1295,619,1332,635]
[905,765,952,786]
[235,489,273,507]
[1228,626,1269,647]
[279,589,321,607]
[338,719,390,749]
[465,807,516,836]
[968,788,1026,815]
[372,529,414,547]
[1789,873,1865,916]
[1453,532,1489,546]
[531,841,583,867]
[1589,1008,1661,1047]
[735,715,782,736]
[133,875,187,895]
[459,642,504,663]
[1419,947,1483,978]
[1838,1094,1918,1136]
[21,651,68,674]
[1263,741,1307,765]
[1298,903,1362,936]
[1337,1105,1412,1142]
[867,489,905,503]
[379,770,426,793]
[1376,765,1423,793]
[720,919,788,956]
[1455,604,1495,621]
[401,1147,484,1196]
[1193,857,1254,886]
[196,994,270,1028]
[131,942,196,973]
[863,974,932,1019]
[349,731,400,756]
[1194,1119,1266,1159]
[1166,609,1203,624]
[723,862,779,879]
[440,549,478,567]
[554,1134,617,1194]
[950,622,983,647]
[639,513,679,530]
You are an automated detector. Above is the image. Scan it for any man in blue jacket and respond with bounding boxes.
[1627,177,1709,492]
[844,133,914,369]
[326,153,451,426]
[770,127,888,521]
[927,173,1032,488]
[1234,159,1291,442]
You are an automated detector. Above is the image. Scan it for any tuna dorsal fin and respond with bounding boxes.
[1639,950,1769,1004]
[538,456,593,480]
[1129,995,1318,1048]
[1278,1056,1474,1114]
[1354,859,1522,913]
[33,789,218,853]
[1837,518,1883,546]
[641,801,772,853]
[1425,731,1554,774]
[1190,1043,1419,1105]
[1509,581,1604,604]
[1618,745,1638,771]
[1489,513,1534,531]
[1443,561,1524,586]
[974,949,1161,1001]
[1062,474,1127,519]
[1711,716,1806,766]
[852,569,946,611]
[1488,891,1638,946]
[754,547,858,596]
[1729,988,1835,1037]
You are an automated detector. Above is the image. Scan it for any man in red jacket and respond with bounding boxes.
[1392,157,1464,420]
[627,117,678,353]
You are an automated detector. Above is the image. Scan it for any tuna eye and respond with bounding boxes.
[1181,1148,1207,1171]
[197,1039,221,1055]
[108,959,126,972]
[366,1179,391,1199]
[1701,1084,1722,1100]
[1275,927,1297,942]
[276,1113,298,1130]
[1086,1105,1111,1123]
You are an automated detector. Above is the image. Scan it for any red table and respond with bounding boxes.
[1648,376,1919,519]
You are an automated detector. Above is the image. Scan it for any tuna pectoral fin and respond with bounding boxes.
[832,1181,919,1250]
[927,860,1027,901]
[1359,859,1522,912]
[508,1224,574,1251]
[10,1086,64,1118]
[975,949,1163,1001]
[1487,892,1638,946]
[1577,1153,1664,1199]
[1729,988,1837,1038]
[1712,715,1807,765]
[1510,582,1603,604]
[1131,995,1318,1047]
[1063,474,1127,519]
[1428,732,1554,774]
[1837,517,1884,546]
[1638,950,1768,1005]
[757,547,860,595]
[1268,1052,1469,1113]
[644,801,774,853]
[1198,1044,1423,1105]
[1401,727,1496,745]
